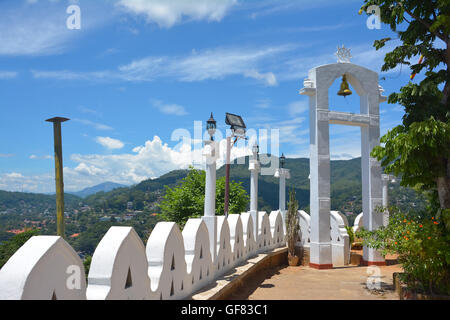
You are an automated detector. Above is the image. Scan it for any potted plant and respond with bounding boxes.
[285,189,300,266]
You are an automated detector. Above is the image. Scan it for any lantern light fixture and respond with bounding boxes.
[206,112,216,141]
[280,153,286,169]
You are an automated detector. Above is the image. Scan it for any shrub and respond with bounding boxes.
[345,226,355,248]
[357,206,450,295]
[285,189,299,257]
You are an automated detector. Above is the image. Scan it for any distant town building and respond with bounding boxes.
[127,202,133,210]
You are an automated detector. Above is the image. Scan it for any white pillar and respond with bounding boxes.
[301,74,333,269]
[249,150,260,243]
[250,169,258,212]
[275,168,290,233]
[202,140,218,263]
[382,174,389,208]
[204,154,216,217]
[381,174,390,227]
[280,173,286,211]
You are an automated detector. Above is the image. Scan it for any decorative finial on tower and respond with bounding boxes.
[335,45,352,63]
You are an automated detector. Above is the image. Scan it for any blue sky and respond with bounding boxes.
[0,0,422,193]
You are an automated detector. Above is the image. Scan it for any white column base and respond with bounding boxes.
[362,246,386,266]
[309,241,333,269]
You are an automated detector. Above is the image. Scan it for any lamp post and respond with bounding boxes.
[202,113,218,262]
[206,113,216,141]
[46,117,70,239]
[249,143,260,239]
[275,153,290,232]
[249,143,260,213]
[204,113,217,218]
[224,113,246,218]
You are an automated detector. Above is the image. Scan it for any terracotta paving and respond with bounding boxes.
[227,263,403,300]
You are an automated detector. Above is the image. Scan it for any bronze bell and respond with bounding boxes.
[337,74,352,97]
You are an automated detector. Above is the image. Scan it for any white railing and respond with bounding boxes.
[0,211,285,300]
[0,209,352,300]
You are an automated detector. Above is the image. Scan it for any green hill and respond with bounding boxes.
[0,191,82,214]
[82,156,426,219]
[0,156,427,256]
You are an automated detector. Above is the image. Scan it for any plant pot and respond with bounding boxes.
[288,253,300,266]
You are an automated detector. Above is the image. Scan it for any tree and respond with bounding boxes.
[159,167,249,227]
[215,177,250,217]
[360,0,450,208]
[0,229,40,268]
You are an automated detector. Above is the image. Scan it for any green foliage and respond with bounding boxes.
[0,229,40,269]
[285,189,300,256]
[215,177,249,217]
[159,167,249,228]
[357,207,450,294]
[361,0,450,209]
[83,170,188,212]
[83,255,92,278]
[372,118,450,192]
[159,168,206,227]
[0,191,81,214]
[71,221,115,255]
[345,226,355,247]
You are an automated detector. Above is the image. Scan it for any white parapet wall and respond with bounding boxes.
[182,219,213,295]
[330,211,350,267]
[0,236,86,300]
[0,211,284,300]
[269,211,285,250]
[87,226,152,300]
[240,211,256,259]
[352,212,364,233]
[298,210,311,248]
[257,212,272,253]
[297,210,349,266]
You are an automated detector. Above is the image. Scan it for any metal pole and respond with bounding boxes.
[46,117,69,238]
[224,136,231,217]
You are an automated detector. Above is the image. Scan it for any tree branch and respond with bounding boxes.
[401,4,447,43]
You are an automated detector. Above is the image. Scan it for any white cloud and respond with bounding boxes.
[288,101,308,116]
[96,137,125,150]
[0,154,15,158]
[0,1,115,56]
[0,4,73,56]
[246,0,360,19]
[30,155,53,160]
[244,70,277,86]
[32,44,292,86]
[0,135,254,193]
[5,172,24,179]
[73,119,113,131]
[117,0,237,28]
[0,71,18,79]
[152,99,188,116]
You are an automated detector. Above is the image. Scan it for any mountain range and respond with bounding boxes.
[68,182,127,198]
[82,156,426,217]
[0,156,427,219]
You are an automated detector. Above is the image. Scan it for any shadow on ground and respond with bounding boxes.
[225,264,286,300]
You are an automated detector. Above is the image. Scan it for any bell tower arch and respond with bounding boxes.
[300,52,387,268]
